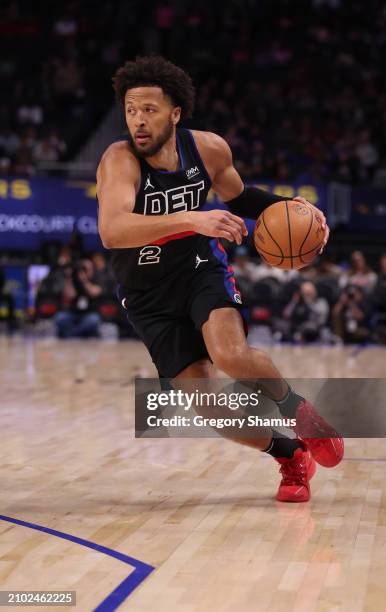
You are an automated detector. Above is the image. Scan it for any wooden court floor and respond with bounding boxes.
[1,336,386,611]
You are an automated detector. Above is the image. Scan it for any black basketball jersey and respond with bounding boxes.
[110,128,213,291]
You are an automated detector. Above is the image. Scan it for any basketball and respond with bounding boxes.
[253,199,324,269]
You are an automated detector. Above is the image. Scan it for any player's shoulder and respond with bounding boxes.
[190,130,232,175]
[191,130,231,155]
[98,140,140,176]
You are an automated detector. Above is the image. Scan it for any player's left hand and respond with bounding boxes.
[293,196,330,254]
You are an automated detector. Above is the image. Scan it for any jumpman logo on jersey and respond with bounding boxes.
[144,174,154,190]
[195,254,208,269]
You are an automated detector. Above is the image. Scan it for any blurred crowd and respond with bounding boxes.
[32,246,129,338]
[1,0,386,183]
[1,246,386,345]
[231,248,386,344]
[1,0,119,175]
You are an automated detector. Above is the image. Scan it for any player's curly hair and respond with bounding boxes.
[113,55,195,119]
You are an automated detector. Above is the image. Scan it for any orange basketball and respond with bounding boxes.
[253,200,324,270]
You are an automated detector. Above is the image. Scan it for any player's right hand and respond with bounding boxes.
[190,210,248,245]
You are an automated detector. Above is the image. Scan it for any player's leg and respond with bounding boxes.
[173,357,272,450]
[202,308,288,395]
[201,307,344,469]
[173,358,315,502]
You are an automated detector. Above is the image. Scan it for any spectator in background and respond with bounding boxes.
[12,144,35,176]
[232,246,260,283]
[54,259,102,338]
[282,281,329,342]
[356,130,379,181]
[0,127,20,158]
[32,129,67,167]
[339,251,377,293]
[0,267,16,334]
[36,247,76,317]
[0,157,11,175]
[91,252,115,297]
[53,58,84,99]
[16,97,43,125]
[231,246,260,302]
[57,245,72,267]
[46,129,66,157]
[33,136,61,164]
[372,253,386,342]
[373,253,386,309]
[332,285,372,343]
[21,125,38,152]
[303,254,342,282]
[254,259,299,284]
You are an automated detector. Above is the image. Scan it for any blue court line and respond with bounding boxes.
[0,515,155,611]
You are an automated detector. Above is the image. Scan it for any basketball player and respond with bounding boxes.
[97,56,343,503]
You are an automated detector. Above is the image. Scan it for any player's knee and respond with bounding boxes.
[251,348,273,373]
[210,346,247,377]
[211,346,272,378]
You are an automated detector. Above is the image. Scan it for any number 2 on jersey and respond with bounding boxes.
[138,245,161,265]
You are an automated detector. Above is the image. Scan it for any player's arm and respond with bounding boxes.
[207,133,284,218]
[206,133,329,251]
[97,143,196,249]
[97,141,251,248]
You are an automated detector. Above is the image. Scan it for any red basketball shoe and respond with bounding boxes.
[293,399,344,468]
[276,447,316,502]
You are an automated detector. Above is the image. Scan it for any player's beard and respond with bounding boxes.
[128,118,174,159]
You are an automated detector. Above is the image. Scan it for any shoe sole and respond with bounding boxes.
[300,436,344,468]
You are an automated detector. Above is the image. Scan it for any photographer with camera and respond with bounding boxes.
[332,284,372,343]
[54,259,103,338]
